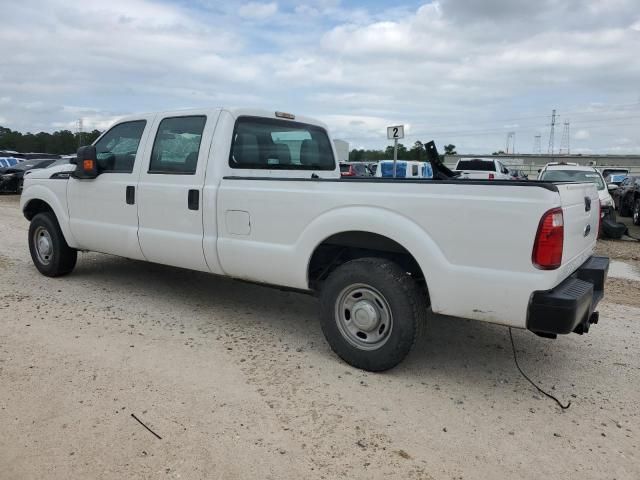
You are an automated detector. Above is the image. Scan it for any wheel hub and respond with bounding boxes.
[33,226,53,265]
[351,300,380,331]
[37,235,52,257]
[334,283,393,350]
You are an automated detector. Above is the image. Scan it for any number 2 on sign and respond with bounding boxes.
[393,127,398,138]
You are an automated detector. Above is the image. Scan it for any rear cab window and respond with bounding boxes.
[229,117,335,170]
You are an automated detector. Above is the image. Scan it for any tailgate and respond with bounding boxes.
[557,182,600,266]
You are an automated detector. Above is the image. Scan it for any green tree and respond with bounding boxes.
[444,144,457,155]
[0,125,104,154]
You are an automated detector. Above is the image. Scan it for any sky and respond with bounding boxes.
[1,0,639,154]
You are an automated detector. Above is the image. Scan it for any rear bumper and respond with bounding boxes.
[527,256,609,336]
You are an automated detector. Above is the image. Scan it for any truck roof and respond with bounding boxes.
[115,108,330,131]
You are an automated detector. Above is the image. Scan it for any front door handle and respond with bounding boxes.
[188,189,199,210]
[126,185,135,205]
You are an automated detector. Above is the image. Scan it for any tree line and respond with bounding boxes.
[0,126,102,155]
[348,141,456,162]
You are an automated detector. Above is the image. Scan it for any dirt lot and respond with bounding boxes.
[1,194,639,480]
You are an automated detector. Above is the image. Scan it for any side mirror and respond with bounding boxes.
[607,183,618,191]
[73,145,98,179]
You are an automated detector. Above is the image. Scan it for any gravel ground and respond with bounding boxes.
[1,194,639,480]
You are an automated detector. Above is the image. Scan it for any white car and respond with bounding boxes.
[20,108,608,371]
[454,158,512,180]
[537,164,616,219]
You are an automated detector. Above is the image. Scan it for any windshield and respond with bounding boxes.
[456,159,496,171]
[541,169,605,190]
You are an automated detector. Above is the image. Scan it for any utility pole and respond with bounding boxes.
[547,109,556,155]
[505,132,515,154]
[533,134,542,154]
[77,118,84,148]
[559,121,570,155]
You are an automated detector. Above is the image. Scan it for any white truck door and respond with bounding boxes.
[67,117,152,258]
[136,112,217,272]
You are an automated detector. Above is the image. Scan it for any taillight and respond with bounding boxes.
[488,173,495,179]
[532,208,564,270]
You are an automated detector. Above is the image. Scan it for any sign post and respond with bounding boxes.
[386,125,404,178]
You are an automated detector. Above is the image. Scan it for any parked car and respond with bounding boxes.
[600,167,629,179]
[20,107,608,371]
[375,160,433,179]
[0,157,21,168]
[339,162,370,177]
[0,159,58,193]
[454,158,511,180]
[537,164,616,223]
[605,173,628,186]
[508,168,529,180]
[613,175,640,224]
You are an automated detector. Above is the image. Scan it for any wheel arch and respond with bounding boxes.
[21,186,78,248]
[299,206,447,305]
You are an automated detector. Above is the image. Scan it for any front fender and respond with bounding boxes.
[20,183,78,248]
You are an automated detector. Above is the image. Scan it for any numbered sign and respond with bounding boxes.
[387,125,404,140]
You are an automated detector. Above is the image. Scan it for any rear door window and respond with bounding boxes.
[149,116,206,175]
[229,117,335,170]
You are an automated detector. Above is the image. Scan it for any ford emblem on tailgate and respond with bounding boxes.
[584,196,591,212]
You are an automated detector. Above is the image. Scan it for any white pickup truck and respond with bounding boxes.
[20,108,609,371]
[455,158,512,180]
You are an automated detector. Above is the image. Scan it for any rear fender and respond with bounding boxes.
[297,206,448,309]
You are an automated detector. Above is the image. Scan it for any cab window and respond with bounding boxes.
[149,116,206,175]
[229,116,335,170]
[95,120,146,173]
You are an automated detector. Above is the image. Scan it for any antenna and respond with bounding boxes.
[533,134,542,154]
[559,121,570,155]
[547,109,556,155]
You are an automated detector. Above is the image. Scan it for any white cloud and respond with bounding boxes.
[1,0,639,154]
[574,129,590,140]
[239,2,278,19]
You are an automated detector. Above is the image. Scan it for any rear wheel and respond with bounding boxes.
[319,257,427,371]
[633,198,640,226]
[28,212,77,277]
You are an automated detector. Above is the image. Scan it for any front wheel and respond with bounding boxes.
[319,258,427,371]
[28,212,77,277]
[633,198,640,226]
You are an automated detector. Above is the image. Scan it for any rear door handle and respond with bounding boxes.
[188,189,199,210]
[126,185,135,205]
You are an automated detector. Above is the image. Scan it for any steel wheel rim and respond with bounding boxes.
[334,283,393,350]
[33,226,53,265]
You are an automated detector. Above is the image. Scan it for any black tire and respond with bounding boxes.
[633,198,640,226]
[28,212,77,277]
[319,257,427,372]
[619,196,631,217]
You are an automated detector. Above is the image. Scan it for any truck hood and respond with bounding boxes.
[25,164,74,180]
